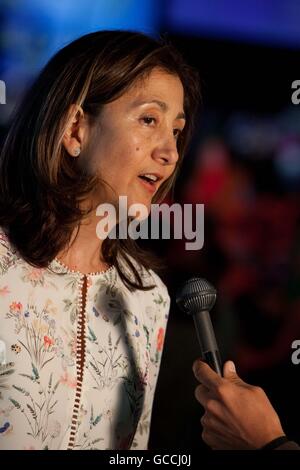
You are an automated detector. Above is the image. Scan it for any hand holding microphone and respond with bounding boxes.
[176,277,286,450]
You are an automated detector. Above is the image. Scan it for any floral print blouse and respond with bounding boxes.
[0,229,170,450]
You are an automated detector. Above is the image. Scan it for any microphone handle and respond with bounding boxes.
[193,310,222,376]
[202,350,222,376]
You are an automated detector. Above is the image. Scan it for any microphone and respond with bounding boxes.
[176,277,222,376]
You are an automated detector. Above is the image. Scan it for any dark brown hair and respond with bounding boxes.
[0,30,200,290]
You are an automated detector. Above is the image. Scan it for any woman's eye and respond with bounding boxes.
[173,129,182,139]
[141,116,156,125]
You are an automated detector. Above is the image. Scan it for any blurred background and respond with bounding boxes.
[1,0,300,450]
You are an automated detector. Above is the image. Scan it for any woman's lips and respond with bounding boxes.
[138,176,157,194]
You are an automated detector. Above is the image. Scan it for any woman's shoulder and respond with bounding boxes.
[147,268,169,298]
[120,252,169,295]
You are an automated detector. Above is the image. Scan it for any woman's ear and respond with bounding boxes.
[62,104,87,157]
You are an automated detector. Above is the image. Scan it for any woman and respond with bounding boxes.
[0,30,200,450]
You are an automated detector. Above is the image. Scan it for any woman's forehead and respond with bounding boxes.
[110,70,184,111]
[131,68,183,94]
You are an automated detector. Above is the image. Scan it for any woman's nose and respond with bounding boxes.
[152,134,179,166]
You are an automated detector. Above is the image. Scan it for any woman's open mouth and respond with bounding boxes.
[138,173,161,194]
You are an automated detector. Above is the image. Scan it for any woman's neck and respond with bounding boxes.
[56,217,109,274]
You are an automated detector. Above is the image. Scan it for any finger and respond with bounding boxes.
[193,359,223,390]
[196,392,227,424]
[195,389,226,422]
[194,384,211,407]
[201,417,242,450]
[223,360,244,384]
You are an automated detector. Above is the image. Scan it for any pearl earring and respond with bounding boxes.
[73,147,81,156]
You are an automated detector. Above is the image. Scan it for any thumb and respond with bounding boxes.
[223,360,241,382]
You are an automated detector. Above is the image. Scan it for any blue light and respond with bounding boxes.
[166,0,300,48]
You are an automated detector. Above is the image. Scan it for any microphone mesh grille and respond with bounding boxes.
[176,277,217,314]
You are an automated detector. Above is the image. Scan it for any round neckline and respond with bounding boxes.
[52,256,115,277]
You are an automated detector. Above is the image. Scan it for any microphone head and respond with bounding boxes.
[176,277,217,315]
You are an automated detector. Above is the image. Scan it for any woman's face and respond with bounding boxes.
[82,67,186,212]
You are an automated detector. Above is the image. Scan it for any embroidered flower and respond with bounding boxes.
[32,319,49,336]
[43,336,54,348]
[59,370,77,388]
[9,301,23,314]
[157,327,164,352]
[25,268,45,282]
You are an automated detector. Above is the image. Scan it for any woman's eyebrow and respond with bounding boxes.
[130,99,186,120]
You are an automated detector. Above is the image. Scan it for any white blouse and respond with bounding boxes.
[0,229,170,450]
